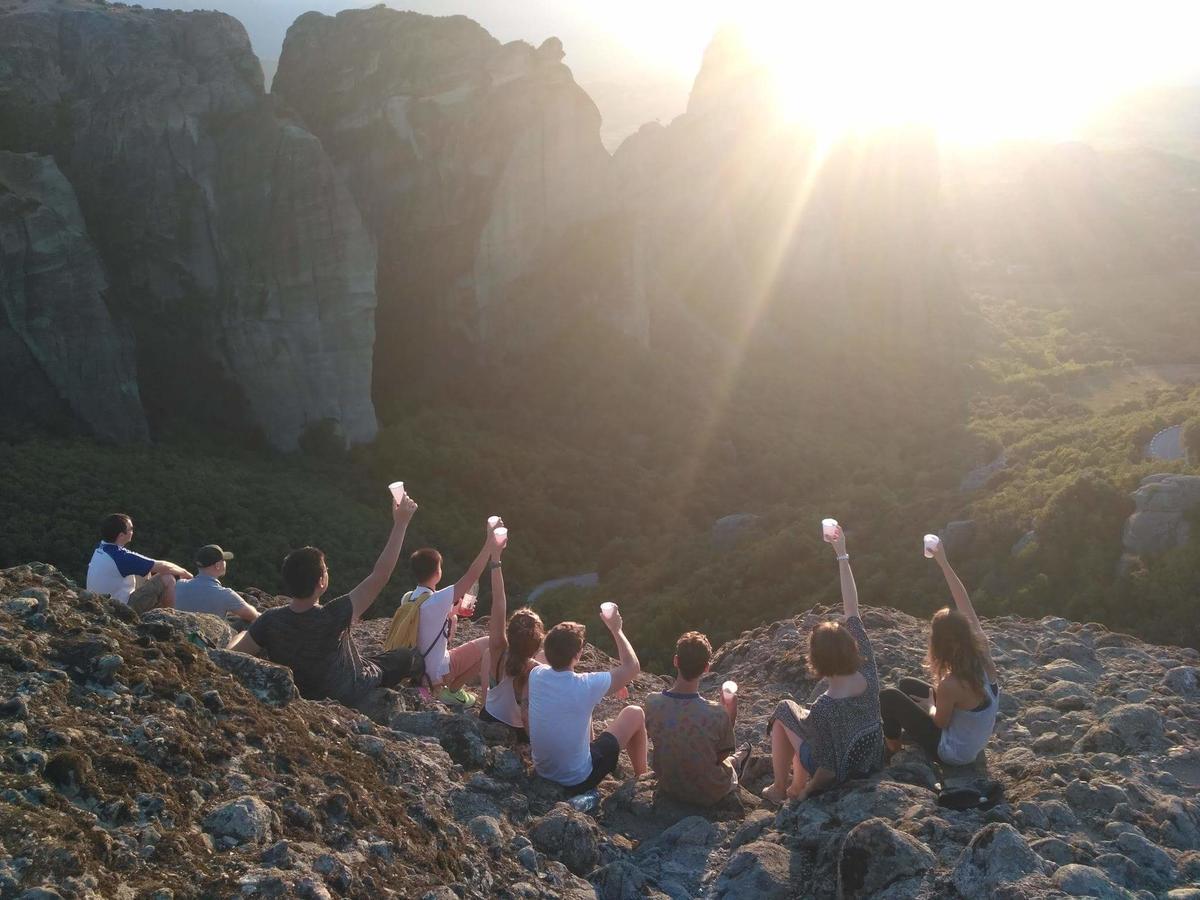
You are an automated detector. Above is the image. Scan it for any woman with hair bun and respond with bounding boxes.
[878,541,999,765]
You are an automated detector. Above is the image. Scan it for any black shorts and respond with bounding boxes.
[478,706,529,744]
[564,731,620,794]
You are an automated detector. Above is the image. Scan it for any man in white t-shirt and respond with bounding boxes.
[404,522,498,705]
[527,604,647,793]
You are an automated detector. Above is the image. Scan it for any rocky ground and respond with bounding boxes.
[1,564,1199,898]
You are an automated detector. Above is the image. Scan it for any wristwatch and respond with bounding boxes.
[486,559,502,572]
[836,554,850,562]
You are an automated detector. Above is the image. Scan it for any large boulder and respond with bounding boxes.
[1076,703,1166,753]
[951,823,1047,899]
[143,608,235,649]
[529,804,603,876]
[207,649,299,707]
[837,818,936,899]
[712,840,797,899]
[202,795,279,847]
[1122,475,1200,557]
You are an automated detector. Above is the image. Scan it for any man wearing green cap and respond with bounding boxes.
[174,544,259,622]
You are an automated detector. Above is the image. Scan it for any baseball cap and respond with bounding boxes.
[196,544,234,567]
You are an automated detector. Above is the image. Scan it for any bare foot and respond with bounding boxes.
[786,782,807,801]
[761,784,787,806]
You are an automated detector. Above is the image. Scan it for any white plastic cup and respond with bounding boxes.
[924,534,940,558]
[822,518,839,542]
[493,527,508,546]
[388,481,405,502]
[462,593,477,614]
[488,515,500,529]
[722,680,738,698]
[600,602,616,621]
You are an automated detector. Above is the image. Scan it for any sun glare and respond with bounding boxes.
[697,0,1198,145]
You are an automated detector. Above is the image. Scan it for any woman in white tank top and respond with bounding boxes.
[477,525,545,740]
[879,541,1000,766]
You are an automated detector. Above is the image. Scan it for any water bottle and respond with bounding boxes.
[568,789,600,813]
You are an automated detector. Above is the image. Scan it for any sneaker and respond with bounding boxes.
[439,686,477,707]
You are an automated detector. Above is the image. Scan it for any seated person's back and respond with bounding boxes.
[528,662,611,785]
[227,491,420,705]
[645,631,737,806]
[249,588,369,703]
[174,544,258,622]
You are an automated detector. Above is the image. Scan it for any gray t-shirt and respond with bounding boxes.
[247,594,380,704]
[174,575,255,618]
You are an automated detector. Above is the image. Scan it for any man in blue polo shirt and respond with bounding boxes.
[174,544,259,622]
[86,513,192,613]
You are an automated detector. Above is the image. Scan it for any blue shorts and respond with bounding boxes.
[799,741,816,775]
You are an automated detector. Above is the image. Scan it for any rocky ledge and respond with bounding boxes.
[1,564,1198,899]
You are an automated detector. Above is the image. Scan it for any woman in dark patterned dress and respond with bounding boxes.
[762,523,884,804]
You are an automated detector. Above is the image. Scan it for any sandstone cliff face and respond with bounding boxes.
[273,7,645,398]
[0,151,147,442]
[0,0,377,449]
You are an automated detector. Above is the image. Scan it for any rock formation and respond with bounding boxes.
[0,0,378,449]
[613,28,962,370]
[1123,473,1200,558]
[0,151,147,442]
[3,563,1198,897]
[273,7,645,402]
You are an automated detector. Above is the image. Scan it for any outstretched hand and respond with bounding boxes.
[830,525,848,557]
[393,491,418,524]
[488,517,508,555]
[929,538,947,565]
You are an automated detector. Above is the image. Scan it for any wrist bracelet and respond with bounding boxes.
[486,559,502,571]
[837,554,850,561]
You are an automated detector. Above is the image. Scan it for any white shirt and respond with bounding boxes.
[409,585,455,684]
[528,665,612,786]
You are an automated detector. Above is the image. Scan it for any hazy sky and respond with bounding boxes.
[159,1,1200,145]
[163,1,1200,86]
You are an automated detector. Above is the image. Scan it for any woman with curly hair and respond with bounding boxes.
[878,540,999,765]
[479,522,544,742]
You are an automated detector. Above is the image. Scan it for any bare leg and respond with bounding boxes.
[763,719,795,804]
[604,705,648,776]
[445,637,488,691]
[160,573,177,609]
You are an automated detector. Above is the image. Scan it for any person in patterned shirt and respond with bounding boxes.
[645,632,750,806]
[763,523,884,804]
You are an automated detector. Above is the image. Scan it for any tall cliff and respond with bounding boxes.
[0,0,378,449]
[0,151,147,442]
[273,8,645,411]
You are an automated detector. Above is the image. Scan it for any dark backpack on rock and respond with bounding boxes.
[937,780,1005,811]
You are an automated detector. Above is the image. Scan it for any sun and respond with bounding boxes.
[719,0,1183,145]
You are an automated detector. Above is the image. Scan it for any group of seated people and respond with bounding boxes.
[85,490,999,809]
